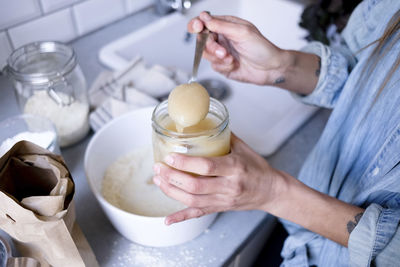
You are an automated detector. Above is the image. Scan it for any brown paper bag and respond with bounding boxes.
[0,141,99,267]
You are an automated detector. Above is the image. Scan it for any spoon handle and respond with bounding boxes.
[189,29,209,83]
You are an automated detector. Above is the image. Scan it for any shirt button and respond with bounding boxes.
[372,167,380,176]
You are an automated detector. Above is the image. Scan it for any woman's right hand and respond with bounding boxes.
[188,12,320,95]
[188,11,290,86]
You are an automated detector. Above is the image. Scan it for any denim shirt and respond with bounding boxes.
[280,0,400,266]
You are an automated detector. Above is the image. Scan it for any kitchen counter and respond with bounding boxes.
[0,6,331,267]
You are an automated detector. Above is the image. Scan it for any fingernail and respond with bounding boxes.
[216,49,225,58]
[164,155,174,166]
[200,11,212,21]
[153,163,161,174]
[193,20,202,32]
[165,217,173,225]
[153,176,161,186]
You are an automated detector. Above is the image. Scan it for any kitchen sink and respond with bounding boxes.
[99,0,318,156]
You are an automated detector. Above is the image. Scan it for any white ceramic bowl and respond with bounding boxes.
[84,107,217,247]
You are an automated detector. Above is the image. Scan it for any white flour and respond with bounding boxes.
[107,237,221,267]
[0,131,56,157]
[102,146,185,217]
[24,91,89,147]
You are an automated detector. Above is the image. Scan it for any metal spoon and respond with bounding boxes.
[188,29,209,83]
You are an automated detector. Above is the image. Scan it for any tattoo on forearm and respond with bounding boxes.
[274,76,285,84]
[347,212,363,234]
[315,57,321,77]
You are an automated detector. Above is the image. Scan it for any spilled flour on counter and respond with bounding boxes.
[102,146,185,217]
[108,239,221,267]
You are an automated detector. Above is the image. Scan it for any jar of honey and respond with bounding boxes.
[152,98,230,162]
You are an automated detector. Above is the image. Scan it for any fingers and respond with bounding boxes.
[189,11,250,53]
[204,52,235,73]
[212,15,252,26]
[190,13,242,71]
[211,61,235,75]
[154,173,225,208]
[198,12,249,41]
[156,133,247,178]
[203,36,236,74]
[187,18,204,33]
[165,207,216,225]
[153,163,230,194]
[188,12,246,34]
[162,152,235,176]
[205,33,227,59]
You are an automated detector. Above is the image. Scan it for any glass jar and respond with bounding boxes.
[152,98,231,162]
[3,41,89,147]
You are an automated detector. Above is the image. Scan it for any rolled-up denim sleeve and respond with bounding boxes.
[292,41,356,108]
[348,204,400,266]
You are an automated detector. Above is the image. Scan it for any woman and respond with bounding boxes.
[152,0,400,265]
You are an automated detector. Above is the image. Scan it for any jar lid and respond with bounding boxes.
[5,41,77,85]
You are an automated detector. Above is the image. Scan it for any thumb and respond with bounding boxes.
[199,12,246,41]
[230,132,247,151]
[187,17,205,33]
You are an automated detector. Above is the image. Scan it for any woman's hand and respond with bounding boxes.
[188,12,320,95]
[152,134,365,247]
[152,134,287,225]
[188,12,288,86]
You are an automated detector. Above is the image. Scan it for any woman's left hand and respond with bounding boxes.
[152,134,286,225]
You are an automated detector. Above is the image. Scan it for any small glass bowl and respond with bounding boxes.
[0,114,60,157]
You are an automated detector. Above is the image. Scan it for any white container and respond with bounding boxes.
[84,107,217,247]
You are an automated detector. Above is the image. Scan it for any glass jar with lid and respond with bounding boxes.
[152,98,231,162]
[3,41,89,147]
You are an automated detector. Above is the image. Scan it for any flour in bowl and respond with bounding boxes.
[102,146,185,217]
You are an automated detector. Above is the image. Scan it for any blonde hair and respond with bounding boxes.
[360,10,400,103]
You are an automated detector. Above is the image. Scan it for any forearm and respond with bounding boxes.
[269,50,321,96]
[265,171,364,247]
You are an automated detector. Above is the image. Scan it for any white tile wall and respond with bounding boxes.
[40,0,80,13]
[125,0,153,14]
[73,0,126,35]
[0,0,42,30]
[0,0,154,66]
[9,9,77,49]
[0,32,13,68]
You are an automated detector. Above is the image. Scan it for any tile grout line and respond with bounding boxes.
[124,0,131,14]
[5,30,15,50]
[4,0,87,35]
[3,0,152,49]
[72,0,131,38]
[69,6,81,38]
[121,0,130,22]
[5,9,65,33]
[0,7,42,33]
[1,0,128,35]
[37,0,45,15]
